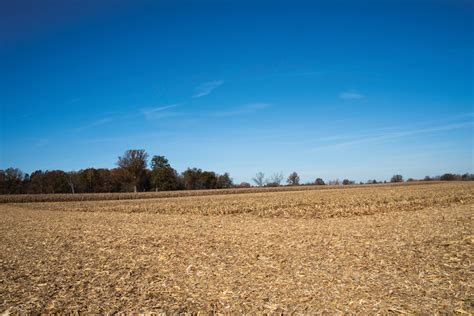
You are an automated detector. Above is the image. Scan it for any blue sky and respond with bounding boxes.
[1,0,473,183]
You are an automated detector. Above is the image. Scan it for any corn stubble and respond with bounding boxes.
[0,180,444,204]
[0,182,473,313]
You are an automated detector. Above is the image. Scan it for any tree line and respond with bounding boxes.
[0,150,233,194]
[0,149,472,195]
[250,172,473,187]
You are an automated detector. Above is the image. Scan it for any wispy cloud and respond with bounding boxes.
[74,117,114,132]
[141,104,179,115]
[339,90,365,100]
[140,104,188,120]
[74,103,186,132]
[311,121,474,152]
[141,104,180,118]
[214,102,272,117]
[193,80,223,98]
[146,112,189,120]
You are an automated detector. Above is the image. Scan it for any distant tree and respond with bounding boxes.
[216,173,233,189]
[27,170,44,193]
[117,149,148,192]
[342,179,354,185]
[26,170,68,194]
[0,170,5,194]
[266,172,284,187]
[424,176,432,181]
[151,168,178,191]
[314,178,325,185]
[151,155,171,169]
[201,171,218,189]
[76,168,104,193]
[407,178,415,182]
[110,168,132,192]
[150,155,179,191]
[3,168,24,194]
[252,172,265,187]
[97,168,115,192]
[77,169,95,192]
[287,172,300,186]
[139,169,152,192]
[391,175,403,183]
[65,171,78,194]
[440,173,460,181]
[178,168,225,190]
[0,154,237,194]
[182,168,203,190]
[462,173,474,181]
[44,170,70,193]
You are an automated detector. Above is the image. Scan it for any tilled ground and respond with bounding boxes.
[0,183,473,313]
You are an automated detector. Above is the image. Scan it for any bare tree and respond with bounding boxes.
[117,149,148,192]
[252,172,265,187]
[287,171,300,185]
[66,171,77,194]
[267,172,284,186]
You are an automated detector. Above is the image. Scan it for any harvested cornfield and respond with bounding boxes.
[9,182,473,218]
[0,183,337,203]
[0,181,441,204]
[1,182,473,313]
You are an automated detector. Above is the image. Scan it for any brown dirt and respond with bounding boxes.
[0,182,473,313]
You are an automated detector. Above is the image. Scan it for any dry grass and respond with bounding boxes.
[10,182,474,219]
[0,180,443,204]
[0,182,473,313]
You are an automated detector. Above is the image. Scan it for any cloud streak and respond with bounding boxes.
[339,90,365,100]
[141,104,179,115]
[141,104,190,121]
[74,117,114,132]
[140,104,183,120]
[193,81,223,98]
[74,103,187,132]
[311,121,474,152]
